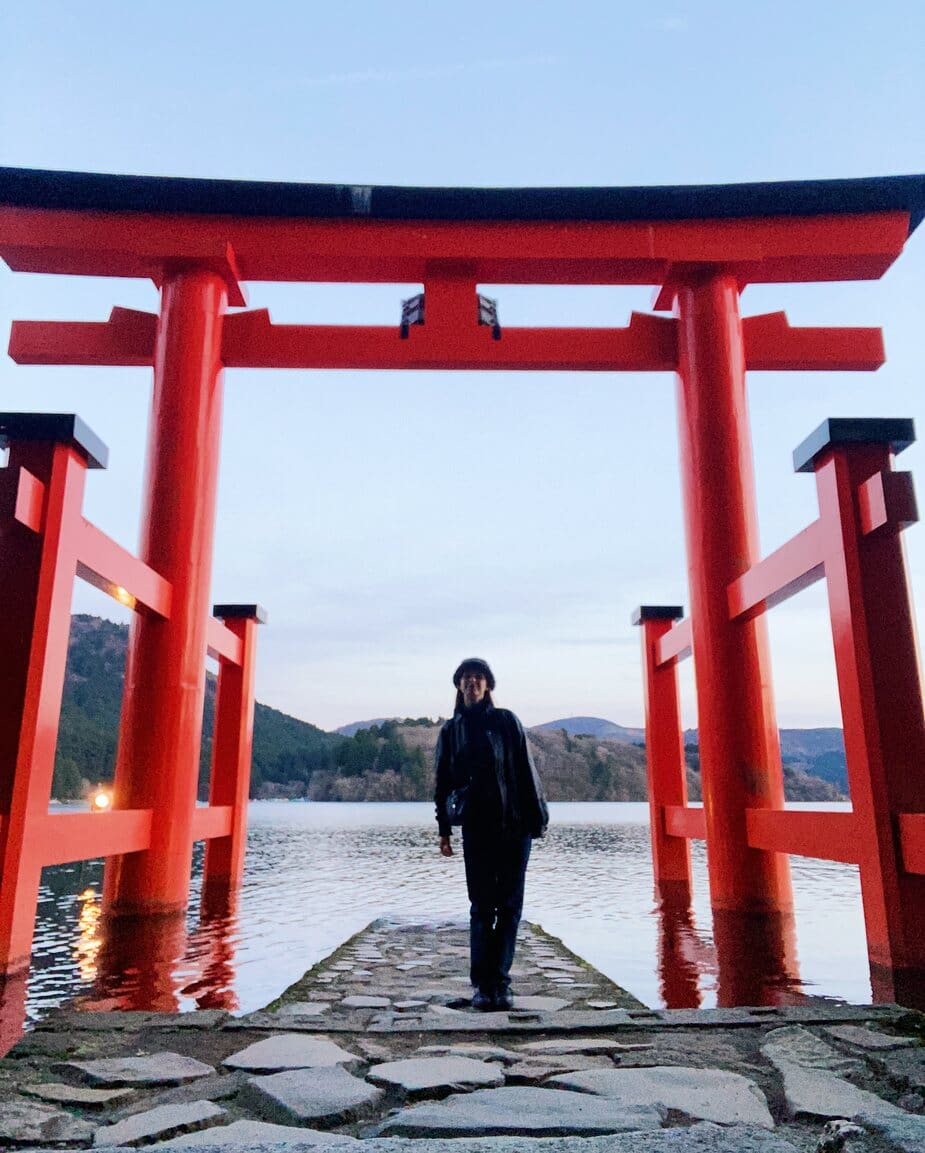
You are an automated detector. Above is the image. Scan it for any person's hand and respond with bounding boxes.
[440,836,453,857]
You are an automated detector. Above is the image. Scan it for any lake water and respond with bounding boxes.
[25,800,871,1025]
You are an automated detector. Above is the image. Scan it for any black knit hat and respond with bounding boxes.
[453,657,496,690]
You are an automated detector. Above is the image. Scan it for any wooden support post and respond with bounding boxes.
[798,418,925,1005]
[0,415,106,974]
[673,271,793,917]
[105,268,228,917]
[633,605,692,907]
[203,604,266,898]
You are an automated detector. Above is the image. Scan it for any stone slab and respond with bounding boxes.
[0,1095,95,1144]
[761,1025,861,1073]
[772,1059,905,1120]
[64,1052,216,1086]
[513,996,571,1011]
[223,1034,359,1071]
[15,1127,805,1153]
[869,1047,925,1091]
[37,1009,230,1032]
[415,1044,522,1064]
[367,1056,505,1094]
[761,1024,907,1120]
[825,1024,916,1050]
[241,1066,384,1125]
[341,995,390,1008]
[24,1081,134,1107]
[277,1003,332,1017]
[153,1119,360,1147]
[94,1100,225,1146]
[855,1110,925,1153]
[375,1085,665,1136]
[547,1066,774,1128]
[517,1038,645,1055]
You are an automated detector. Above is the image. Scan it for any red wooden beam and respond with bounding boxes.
[0,207,909,284]
[206,618,243,665]
[727,518,826,622]
[221,310,678,371]
[655,618,692,667]
[191,805,233,841]
[664,805,707,840]
[40,810,153,866]
[77,519,172,618]
[742,312,885,371]
[858,471,919,536]
[6,308,890,375]
[8,308,157,367]
[12,468,45,533]
[745,808,861,864]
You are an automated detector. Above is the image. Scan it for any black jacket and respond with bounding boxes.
[434,705,549,839]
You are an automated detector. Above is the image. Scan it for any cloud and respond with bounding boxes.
[652,16,688,32]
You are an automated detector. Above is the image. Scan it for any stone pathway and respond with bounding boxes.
[1,918,924,1151]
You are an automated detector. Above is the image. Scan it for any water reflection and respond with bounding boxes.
[74,889,102,983]
[19,802,873,1031]
[656,903,708,1009]
[711,909,804,1007]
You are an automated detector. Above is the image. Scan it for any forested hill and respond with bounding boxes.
[51,616,844,803]
[55,616,342,801]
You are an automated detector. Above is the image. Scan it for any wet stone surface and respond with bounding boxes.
[2,917,924,1151]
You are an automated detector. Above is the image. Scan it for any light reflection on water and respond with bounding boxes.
[25,801,868,1024]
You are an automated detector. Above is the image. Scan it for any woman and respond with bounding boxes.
[434,657,548,1011]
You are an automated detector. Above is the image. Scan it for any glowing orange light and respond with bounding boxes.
[92,789,112,812]
[113,585,134,607]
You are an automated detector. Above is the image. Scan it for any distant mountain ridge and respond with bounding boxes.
[540,716,847,794]
[335,718,397,737]
[534,716,646,742]
[55,618,846,802]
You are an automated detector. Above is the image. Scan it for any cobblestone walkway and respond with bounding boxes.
[2,919,924,1151]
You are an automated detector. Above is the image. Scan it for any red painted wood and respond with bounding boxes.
[0,207,909,284]
[674,271,793,916]
[206,617,244,665]
[858,470,918,536]
[745,809,861,864]
[741,312,884,371]
[203,618,259,892]
[77,519,172,617]
[898,814,925,875]
[655,618,692,667]
[191,805,234,842]
[104,269,227,918]
[815,446,925,989]
[638,618,693,904]
[0,443,86,973]
[12,468,45,533]
[727,518,826,621]
[8,310,889,375]
[41,810,153,866]
[663,805,707,840]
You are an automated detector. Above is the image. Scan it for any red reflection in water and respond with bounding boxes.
[871,964,925,1011]
[656,903,710,1008]
[75,890,240,1014]
[711,909,805,1007]
[0,970,28,1057]
[655,900,809,1008]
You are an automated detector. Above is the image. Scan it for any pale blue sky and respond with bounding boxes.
[2,1,923,730]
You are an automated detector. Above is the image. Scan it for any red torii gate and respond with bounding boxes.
[1,168,924,1006]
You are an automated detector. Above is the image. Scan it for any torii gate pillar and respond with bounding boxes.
[103,268,228,917]
[674,270,794,918]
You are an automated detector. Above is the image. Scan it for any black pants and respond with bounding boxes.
[462,826,532,996]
